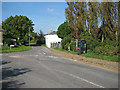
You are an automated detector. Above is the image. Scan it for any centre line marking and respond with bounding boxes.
[55,70,105,88]
[43,52,46,55]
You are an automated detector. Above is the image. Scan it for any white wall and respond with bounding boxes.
[45,34,62,48]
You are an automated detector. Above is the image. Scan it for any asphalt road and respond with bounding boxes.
[1,46,118,88]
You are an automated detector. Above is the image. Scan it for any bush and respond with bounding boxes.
[69,41,76,52]
[93,45,119,56]
[103,39,118,47]
[61,36,71,49]
[36,38,45,46]
[78,32,100,51]
[4,39,14,46]
[64,43,69,50]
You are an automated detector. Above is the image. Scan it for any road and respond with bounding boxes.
[1,46,118,88]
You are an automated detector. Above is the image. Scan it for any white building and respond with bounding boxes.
[44,31,62,48]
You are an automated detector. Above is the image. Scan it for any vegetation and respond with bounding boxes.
[2,15,34,45]
[57,2,119,62]
[1,45,32,53]
[57,22,71,39]
[36,30,45,46]
[53,47,119,62]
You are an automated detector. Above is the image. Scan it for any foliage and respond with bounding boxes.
[93,45,119,56]
[36,30,45,46]
[78,32,100,51]
[54,2,119,61]
[3,38,14,46]
[57,22,71,39]
[69,41,76,52]
[2,15,34,45]
[53,47,119,62]
[61,35,71,49]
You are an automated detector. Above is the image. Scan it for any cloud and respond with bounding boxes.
[47,8,54,12]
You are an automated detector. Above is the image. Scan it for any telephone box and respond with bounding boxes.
[77,40,87,55]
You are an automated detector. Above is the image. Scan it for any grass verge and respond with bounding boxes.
[1,45,32,53]
[53,47,119,62]
[81,52,119,62]
[41,44,47,47]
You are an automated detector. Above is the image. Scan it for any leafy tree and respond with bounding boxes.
[36,30,45,46]
[99,2,118,41]
[2,15,34,45]
[57,22,71,39]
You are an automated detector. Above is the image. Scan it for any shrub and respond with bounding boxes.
[64,43,69,50]
[36,37,45,46]
[69,41,76,52]
[78,32,100,51]
[61,36,71,49]
[93,45,119,56]
[4,39,14,46]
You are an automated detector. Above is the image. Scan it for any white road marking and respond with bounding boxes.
[55,70,105,88]
[9,56,20,58]
[74,60,77,62]
[43,52,46,55]
[9,55,39,58]
[47,56,58,59]
[38,59,105,88]
[35,55,38,57]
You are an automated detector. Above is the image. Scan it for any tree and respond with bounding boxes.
[2,15,34,45]
[36,30,45,46]
[57,22,71,39]
[99,2,118,41]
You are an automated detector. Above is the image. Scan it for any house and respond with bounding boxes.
[44,30,62,48]
[0,25,3,46]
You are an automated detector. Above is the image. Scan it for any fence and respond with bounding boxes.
[51,42,61,48]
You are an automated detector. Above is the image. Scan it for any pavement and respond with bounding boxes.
[1,46,119,88]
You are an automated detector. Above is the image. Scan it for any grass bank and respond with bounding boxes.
[1,45,32,53]
[53,47,119,62]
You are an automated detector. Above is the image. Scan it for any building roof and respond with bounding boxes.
[45,31,57,35]
[0,25,3,31]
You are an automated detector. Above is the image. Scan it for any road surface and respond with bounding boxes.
[1,46,118,88]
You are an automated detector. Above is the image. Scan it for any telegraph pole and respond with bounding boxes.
[29,27,30,46]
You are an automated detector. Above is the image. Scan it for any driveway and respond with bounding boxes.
[1,46,118,88]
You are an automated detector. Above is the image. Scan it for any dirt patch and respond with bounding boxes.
[47,47,119,72]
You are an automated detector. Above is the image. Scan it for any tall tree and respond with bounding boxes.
[88,2,99,38]
[99,2,118,41]
[2,15,34,45]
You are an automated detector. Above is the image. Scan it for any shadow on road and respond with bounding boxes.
[1,61,11,65]
[2,67,32,88]
[25,44,37,46]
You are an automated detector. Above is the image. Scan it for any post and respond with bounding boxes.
[29,27,30,46]
[76,16,78,50]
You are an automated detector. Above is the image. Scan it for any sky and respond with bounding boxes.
[2,2,68,34]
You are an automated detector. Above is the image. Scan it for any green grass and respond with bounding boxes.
[41,44,47,47]
[1,45,32,53]
[53,48,119,62]
[81,52,119,62]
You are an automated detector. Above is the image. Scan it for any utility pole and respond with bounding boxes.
[76,16,78,50]
[29,27,30,46]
